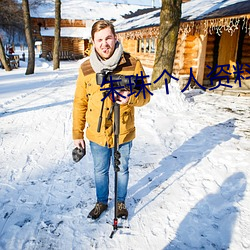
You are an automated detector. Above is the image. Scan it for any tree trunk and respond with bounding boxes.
[22,0,35,75]
[151,0,182,90]
[53,0,61,70]
[0,37,11,71]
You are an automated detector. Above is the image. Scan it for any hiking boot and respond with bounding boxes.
[117,202,128,219]
[87,202,108,220]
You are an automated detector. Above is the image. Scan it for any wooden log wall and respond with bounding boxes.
[204,33,216,79]
[32,18,86,29]
[120,31,200,79]
[41,37,87,58]
[240,34,250,76]
[120,38,156,68]
[61,38,74,52]
[173,34,185,77]
[121,39,137,54]
[172,34,199,80]
[118,17,250,87]
[72,38,88,55]
[182,35,198,75]
[41,37,53,58]
[135,53,156,68]
[32,17,88,59]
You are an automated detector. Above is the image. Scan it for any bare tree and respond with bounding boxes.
[0,0,23,71]
[0,37,11,71]
[0,0,24,36]
[151,0,182,89]
[22,0,35,75]
[29,0,47,8]
[53,0,61,70]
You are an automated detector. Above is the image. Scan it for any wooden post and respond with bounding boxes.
[196,33,208,86]
[144,38,146,54]
[139,39,142,53]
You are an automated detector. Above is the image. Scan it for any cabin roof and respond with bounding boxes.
[115,0,250,33]
[30,0,151,21]
[115,8,160,33]
[40,27,91,39]
[182,0,250,21]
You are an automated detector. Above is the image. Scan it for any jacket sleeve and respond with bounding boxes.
[128,59,151,107]
[72,68,88,140]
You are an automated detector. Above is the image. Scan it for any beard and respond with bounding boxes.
[96,45,115,60]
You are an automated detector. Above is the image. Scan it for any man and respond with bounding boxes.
[72,20,150,220]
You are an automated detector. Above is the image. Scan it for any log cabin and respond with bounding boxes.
[115,0,250,95]
[30,1,152,61]
[31,18,92,60]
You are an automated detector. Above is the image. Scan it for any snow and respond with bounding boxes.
[93,0,161,7]
[182,0,249,21]
[0,49,250,250]
[114,9,160,32]
[114,0,249,32]
[30,0,152,20]
[40,27,92,39]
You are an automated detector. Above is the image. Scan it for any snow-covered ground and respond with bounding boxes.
[0,50,249,250]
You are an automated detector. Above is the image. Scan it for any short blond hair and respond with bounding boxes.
[91,20,116,40]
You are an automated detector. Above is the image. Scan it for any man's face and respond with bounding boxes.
[93,27,117,60]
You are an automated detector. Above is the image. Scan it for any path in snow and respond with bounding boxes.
[0,59,249,249]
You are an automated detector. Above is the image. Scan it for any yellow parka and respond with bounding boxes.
[72,52,150,148]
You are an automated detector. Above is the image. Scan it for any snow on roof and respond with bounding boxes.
[182,0,250,21]
[30,0,151,20]
[114,0,250,33]
[114,8,160,32]
[40,27,91,39]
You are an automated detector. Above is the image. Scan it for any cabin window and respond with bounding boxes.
[137,39,141,53]
[137,38,156,54]
[150,38,155,53]
[146,38,150,53]
[137,38,145,53]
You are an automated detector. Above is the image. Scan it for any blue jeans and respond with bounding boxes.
[90,141,132,205]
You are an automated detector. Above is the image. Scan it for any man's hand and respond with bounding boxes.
[74,139,85,149]
[116,90,130,105]
[72,139,86,162]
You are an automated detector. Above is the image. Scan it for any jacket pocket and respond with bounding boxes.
[120,107,134,133]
